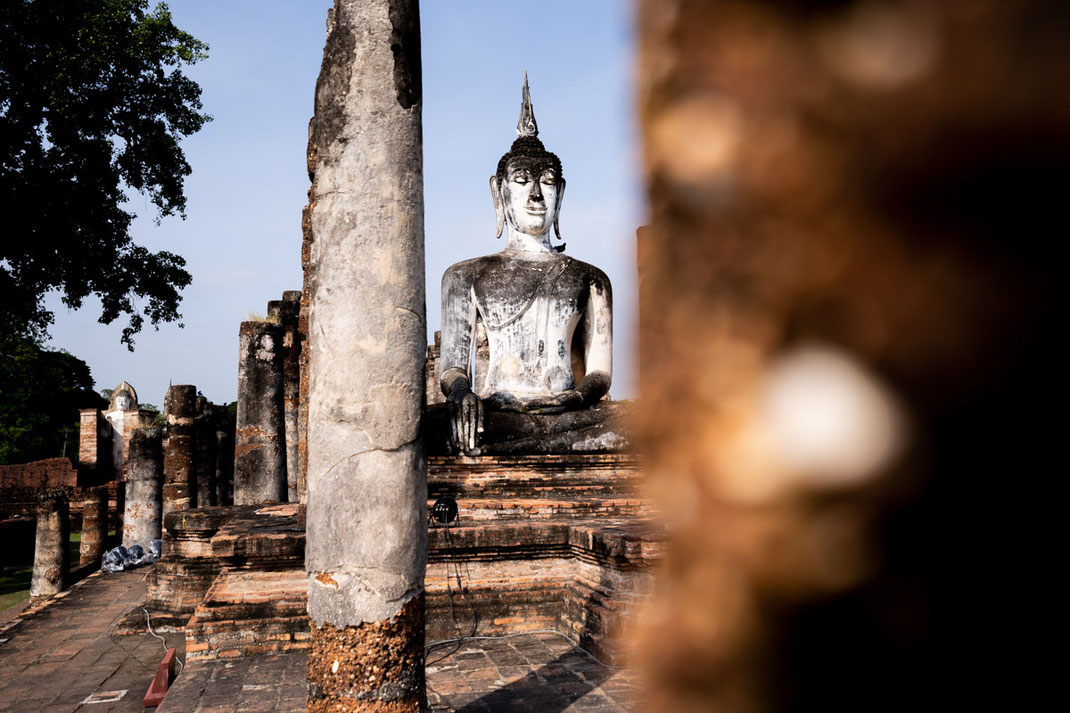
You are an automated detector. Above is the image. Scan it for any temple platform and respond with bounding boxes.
[123,450,662,672]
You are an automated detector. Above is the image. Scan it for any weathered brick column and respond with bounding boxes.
[30,491,69,597]
[304,1,427,710]
[124,426,164,547]
[234,320,287,504]
[163,384,197,515]
[79,485,108,565]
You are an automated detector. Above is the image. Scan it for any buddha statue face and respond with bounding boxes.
[500,156,560,236]
[491,138,566,242]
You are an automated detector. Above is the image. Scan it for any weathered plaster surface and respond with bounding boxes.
[124,426,163,547]
[305,0,426,629]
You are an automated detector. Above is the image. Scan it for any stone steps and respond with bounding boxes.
[428,495,651,522]
[136,452,662,666]
[184,568,309,661]
[428,453,642,499]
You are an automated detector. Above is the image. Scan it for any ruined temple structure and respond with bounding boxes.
[127,65,663,712]
[0,382,157,561]
[7,10,661,712]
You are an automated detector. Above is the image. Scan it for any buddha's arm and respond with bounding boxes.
[440,267,476,394]
[440,265,482,452]
[575,272,613,405]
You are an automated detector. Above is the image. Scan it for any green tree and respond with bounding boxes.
[0,0,210,347]
[0,332,106,465]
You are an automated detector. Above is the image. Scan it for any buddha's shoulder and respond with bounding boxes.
[442,255,494,283]
[443,253,531,279]
[563,256,611,289]
[444,253,610,286]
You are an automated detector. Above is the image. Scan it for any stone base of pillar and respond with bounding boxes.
[307,595,426,713]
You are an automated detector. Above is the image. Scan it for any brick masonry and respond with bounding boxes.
[0,457,78,496]
[145,452,662,669]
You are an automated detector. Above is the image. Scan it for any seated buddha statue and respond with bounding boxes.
[437,77,624,456]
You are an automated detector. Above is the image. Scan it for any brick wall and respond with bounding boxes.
[78,410,99,467]
[0,457,78,496]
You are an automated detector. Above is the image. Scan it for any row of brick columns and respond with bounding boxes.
[30,389,216,599]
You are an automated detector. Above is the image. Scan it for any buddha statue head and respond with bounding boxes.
[109,381,138,412]
[491,75,566,249]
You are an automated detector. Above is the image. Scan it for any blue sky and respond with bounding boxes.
[44,1,642,407]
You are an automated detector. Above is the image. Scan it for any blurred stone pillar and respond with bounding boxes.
[304,0,427,710]
[79,485,108,566]
[124,427,163,547]
[163,385,197,515]
[635,1,1065,711]
[234,320,287,505]
[31,491,68,597]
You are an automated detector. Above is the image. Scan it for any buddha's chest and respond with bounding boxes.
[473,262,586,334]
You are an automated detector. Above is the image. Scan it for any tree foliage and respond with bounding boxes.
[0,332,105,465]
[0,0,210,347]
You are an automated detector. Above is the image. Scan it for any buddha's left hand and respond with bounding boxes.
[525,389,583,414]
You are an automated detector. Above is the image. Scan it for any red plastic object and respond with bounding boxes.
[143,647,176,707]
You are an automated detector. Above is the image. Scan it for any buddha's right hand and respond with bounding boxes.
[447,387,483,455]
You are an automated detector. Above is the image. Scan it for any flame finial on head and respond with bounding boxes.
[516,71,539,138]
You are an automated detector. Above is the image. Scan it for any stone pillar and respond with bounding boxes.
[124,427,163,547]
[280,291,302,502]
[113,482,124,545]
[234,320,287,505]
[213,404,234,506]
[193,397,217,507]
[298,209,312,504]
[304,1,427,710]
[163,385,197,515]
[79,486,108,565]
[31,491,69,598]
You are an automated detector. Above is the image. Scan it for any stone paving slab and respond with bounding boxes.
[155,634,640,713]
[154,652,306,713]
[0,568,183,713]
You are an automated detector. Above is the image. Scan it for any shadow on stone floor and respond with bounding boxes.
[452,649,616,713]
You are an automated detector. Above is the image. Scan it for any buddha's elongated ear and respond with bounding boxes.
[490,175,505,238]
[553,178,566,242]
